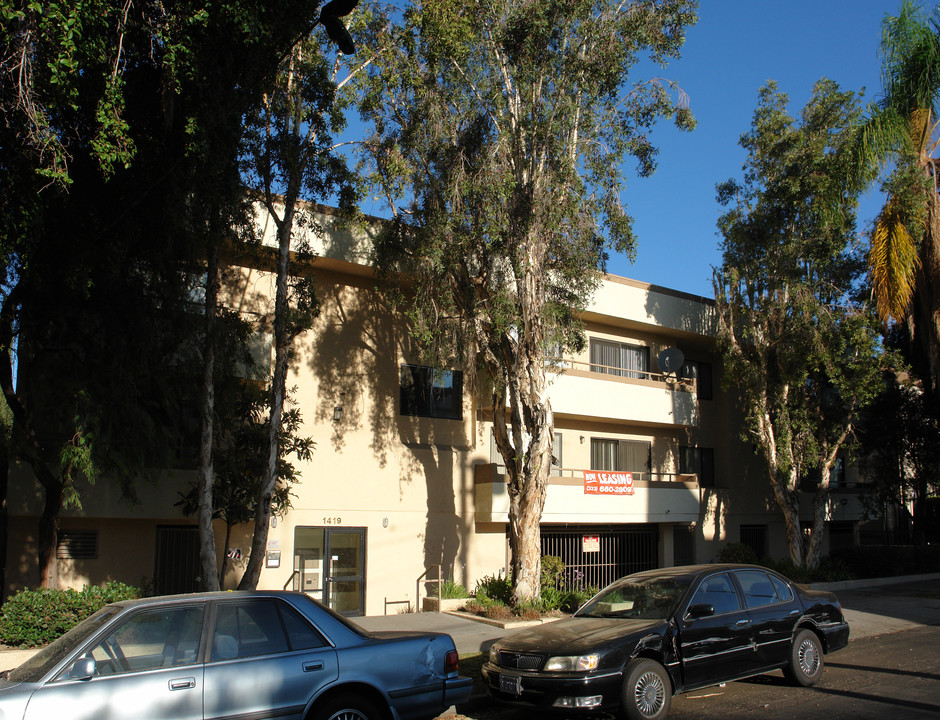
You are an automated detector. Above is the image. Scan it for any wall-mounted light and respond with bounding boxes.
[579,435,585,444]
[332,406,343,422]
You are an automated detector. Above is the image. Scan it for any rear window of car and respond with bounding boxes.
[735,570,785,608]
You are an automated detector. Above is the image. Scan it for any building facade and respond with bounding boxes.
[5,205,867,615]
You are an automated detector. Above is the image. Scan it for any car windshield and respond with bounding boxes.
[5,606,122,683]
[576,575,693,620]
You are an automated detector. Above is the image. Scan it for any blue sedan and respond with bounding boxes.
[0,590,471,720]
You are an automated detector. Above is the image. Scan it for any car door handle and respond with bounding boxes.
[790,610,801,616]
[303,661,325,672]
[736,619,751,626]
[169,677,196,691]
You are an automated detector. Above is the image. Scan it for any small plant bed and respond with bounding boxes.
[457,557,596,622]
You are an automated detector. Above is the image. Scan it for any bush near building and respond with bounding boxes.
[0,582,140,648]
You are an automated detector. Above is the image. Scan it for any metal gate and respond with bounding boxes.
[154,525,200,595]
[541,525,658,590]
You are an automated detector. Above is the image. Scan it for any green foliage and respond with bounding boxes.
[540,555,566,589]
[831,545,940,578]
[714,79,884,567]
[473,573,513,606]
[440,580,470,599]
[0,582,140,648]
[717,542,760,565]
[359,0,698,606]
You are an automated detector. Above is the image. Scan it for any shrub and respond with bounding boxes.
[717,542,759,564]
[538,585,564,612]
[474,573,512,606]
[440,580,469,599]
[0,582,140,648]
[540,555,565,590]
[560,587,596,614]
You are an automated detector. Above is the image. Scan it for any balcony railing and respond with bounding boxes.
[547,358,697,393]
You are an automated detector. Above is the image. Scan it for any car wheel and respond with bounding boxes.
[785,628,824,687]
[310,692,382,720]
[622,658,672,720]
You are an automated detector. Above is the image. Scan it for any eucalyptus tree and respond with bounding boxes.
[858,1,940,396]
[359,0,697,603]
[715,80,883,569]
[0,0,331,588]
[235,3,362,589]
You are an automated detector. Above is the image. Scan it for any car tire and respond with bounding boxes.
[310,692,382,720]
[622,658,672,720]
[785,628,824,687]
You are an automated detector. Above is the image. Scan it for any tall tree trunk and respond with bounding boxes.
[37,478,63,588]
[492,314,553,605]
[0,440,8,601]
[196,235,220,592]
[239,200,296,590]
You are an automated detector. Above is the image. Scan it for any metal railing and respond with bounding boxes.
[548,357,696,390]
[416,565,443,613]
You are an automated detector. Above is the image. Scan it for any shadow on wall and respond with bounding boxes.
[303,272,467,587]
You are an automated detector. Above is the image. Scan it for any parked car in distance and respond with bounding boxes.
[0,590,472,720]
[483,563,850,720]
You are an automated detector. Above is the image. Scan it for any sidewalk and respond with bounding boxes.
[3,574,939,673]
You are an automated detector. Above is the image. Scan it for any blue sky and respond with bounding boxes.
[619,0,932,298]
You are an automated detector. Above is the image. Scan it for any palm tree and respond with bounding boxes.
[859,1,940,394]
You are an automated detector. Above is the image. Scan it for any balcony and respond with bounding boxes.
[474,464,701,525]
[547,360,698,428]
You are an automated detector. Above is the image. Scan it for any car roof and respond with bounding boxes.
[107,589,310,610]
[624,564,780,582]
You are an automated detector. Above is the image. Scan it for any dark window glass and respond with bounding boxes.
[278,602,328,651]
[212,600,289,660]
[740,524,768,560]
[679,446,715,487]
[680,360,713,400]
[400,365,462,420]
[735,569,780,608]
[689,572,741,615]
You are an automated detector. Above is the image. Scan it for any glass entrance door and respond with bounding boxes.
[293,527,366,616]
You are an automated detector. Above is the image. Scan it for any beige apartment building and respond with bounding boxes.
[4,205,867,616]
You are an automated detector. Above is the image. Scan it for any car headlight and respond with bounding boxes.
[489,646,499,664]
[544,654,599,671]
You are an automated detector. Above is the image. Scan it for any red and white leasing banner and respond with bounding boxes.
[583,470,634,495]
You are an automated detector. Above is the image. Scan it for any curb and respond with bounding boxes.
[809,571,940,592]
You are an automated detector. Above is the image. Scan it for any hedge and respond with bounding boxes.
[0,582,141,648]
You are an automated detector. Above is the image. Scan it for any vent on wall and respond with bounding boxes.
[57,530,99,559]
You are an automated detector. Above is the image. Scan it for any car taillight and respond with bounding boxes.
[445,649,459,674]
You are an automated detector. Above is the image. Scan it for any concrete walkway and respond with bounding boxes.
[2,574,938,673]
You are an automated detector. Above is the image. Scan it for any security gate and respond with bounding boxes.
[541,524,658,590]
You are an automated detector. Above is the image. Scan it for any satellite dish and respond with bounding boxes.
[657,347,685,374]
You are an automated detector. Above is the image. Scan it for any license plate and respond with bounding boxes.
[500,675,522,695]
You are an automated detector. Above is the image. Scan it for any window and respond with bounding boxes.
[590,339,650,379]
[400,364,462,420]
[57,530,98,559]
[679,446,715,487]
[740,525,768,560]
[680,360,713,400]
[88,606,204,675]
[734,569,782,608]
[689,572,740,615]
[591,439,650,481]
[212,599,327,661]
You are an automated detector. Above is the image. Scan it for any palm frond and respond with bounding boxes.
[869,197,921,323]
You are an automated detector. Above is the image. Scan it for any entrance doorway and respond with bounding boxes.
[153,525,199,595]
[293,527,366,616]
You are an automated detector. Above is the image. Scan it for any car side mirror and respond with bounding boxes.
[686,603,715,619]
[69,656,97,680]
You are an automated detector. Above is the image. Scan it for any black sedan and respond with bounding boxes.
[482,563,849,720]
[0,590,471,720]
